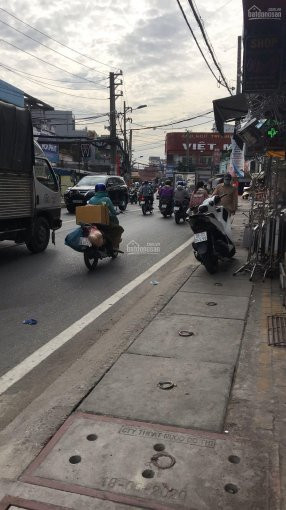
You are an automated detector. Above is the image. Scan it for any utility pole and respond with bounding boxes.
[185,130,190,172]
[236,36,242,94]
[129,128,132,166]
[109,71,122,175]
[123,101,127,154]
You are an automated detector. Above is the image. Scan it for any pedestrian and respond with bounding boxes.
[212,173,238,215]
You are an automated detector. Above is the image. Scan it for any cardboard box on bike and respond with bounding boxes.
[76,205,110,225]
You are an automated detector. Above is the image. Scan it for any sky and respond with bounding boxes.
[0,0,243,164]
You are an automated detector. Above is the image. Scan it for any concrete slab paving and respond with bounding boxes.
[128,315,244,365]
[80,353,233,431]
[191,259,250,280]
[162,292,249,320]
[180,277,253,297]
[21,413,278,510]
[0,481,137,510]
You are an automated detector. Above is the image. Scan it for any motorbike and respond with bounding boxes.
[159,198,173,218]
[139,195,153,215]
[174,200,188,224]
[188,194,235,274]
[129,189,138,204]
[80,224,123,271]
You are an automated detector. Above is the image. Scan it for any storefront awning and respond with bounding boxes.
[213,94,249,135]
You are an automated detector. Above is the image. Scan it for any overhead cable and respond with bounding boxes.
[187,0,232,94]
[0,7,119,72]
[130,111,213,131]
[176,0,220,85]
[0,38,109,88]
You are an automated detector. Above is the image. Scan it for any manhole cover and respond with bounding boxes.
[21,413,278,510]
[179,330,194,337]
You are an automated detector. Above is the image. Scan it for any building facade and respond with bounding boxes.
[165,132,233,175]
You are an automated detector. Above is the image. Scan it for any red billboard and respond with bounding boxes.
[165,132,232,156]
[242,0,286,92]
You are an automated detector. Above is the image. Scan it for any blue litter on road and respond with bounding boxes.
[23,319,38,325]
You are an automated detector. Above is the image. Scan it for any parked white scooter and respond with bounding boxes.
[188,194,235,273]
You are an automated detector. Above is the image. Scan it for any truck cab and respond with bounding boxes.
[0,102,62,253]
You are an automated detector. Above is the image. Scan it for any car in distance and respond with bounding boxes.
[64,175,129,213]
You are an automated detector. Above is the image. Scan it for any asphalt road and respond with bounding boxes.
[0,203,191,379]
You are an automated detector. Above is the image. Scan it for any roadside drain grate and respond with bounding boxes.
[268,315,286,346]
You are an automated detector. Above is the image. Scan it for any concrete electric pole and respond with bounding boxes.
[236,36,242,94]
[109,71,122,175]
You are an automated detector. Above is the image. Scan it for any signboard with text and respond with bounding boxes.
[39,143,59,164]
[242,0,286,92]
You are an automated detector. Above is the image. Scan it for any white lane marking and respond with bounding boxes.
[62,219,76,224]
[0,238,193,395]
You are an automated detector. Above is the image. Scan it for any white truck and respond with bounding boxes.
[0,101,62,252]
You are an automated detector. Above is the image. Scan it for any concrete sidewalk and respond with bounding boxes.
[0,203,284,509]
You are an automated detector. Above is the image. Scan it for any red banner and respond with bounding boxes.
[166,132,232,155]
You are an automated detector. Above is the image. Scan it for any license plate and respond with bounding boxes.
[73,200,83,204]
[79,237,92,247]
[161,205,167,209]
[140,201,145,205]
[194,232,207,243]
[174,206,180,211]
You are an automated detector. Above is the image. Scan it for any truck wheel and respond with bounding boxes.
[26,217,50,253]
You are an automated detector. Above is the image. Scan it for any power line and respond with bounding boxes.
[0,17,109,78]
[0,38,108,87]
[187,0,233,94]
[0,62,108,88]
[130,111,213,131]
[3,69,109,100]
[176,0,220,85]
[0,7,119,72]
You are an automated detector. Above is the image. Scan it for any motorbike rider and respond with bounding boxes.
[189,181,208,210]
[88,183,119,225]
[174,182,189,207]
[212,173,238,215]
[139,180,154,208]
[159,179,174,204]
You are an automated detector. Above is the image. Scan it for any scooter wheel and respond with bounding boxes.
[84,250,99,271]
[202,253,218,274]
[175,213,180,224]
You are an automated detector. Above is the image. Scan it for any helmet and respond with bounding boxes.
[176,184,183,190]
[144,180,149,185]
[165,180,172,185]
[95,183,106,192]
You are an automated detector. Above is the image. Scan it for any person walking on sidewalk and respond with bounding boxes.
[212,173,238,215]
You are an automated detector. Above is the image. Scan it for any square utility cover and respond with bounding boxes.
[21,413,278,510]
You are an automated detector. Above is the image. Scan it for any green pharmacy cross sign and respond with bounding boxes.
[267,127,278,138]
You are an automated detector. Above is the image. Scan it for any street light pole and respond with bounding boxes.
[123,100,127,154]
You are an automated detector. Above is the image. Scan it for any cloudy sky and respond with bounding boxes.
[0,0,243,163]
